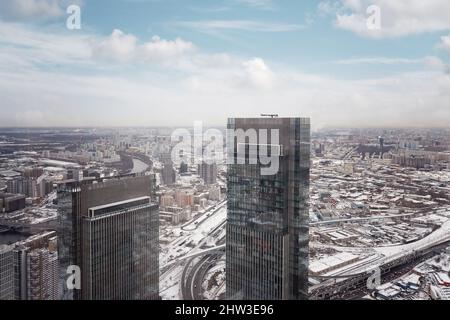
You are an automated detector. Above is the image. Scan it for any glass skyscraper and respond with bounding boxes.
[57,174,159,300]
[82,197,158,300]
[226,117,310,300]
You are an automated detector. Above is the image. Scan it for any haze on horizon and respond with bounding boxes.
[0,0,450,129]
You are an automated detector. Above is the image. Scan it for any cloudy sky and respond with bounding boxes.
[0,0,449,129]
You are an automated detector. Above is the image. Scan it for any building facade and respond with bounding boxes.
[198,162,217,185]
[161,153,176,185]
[226,117,310,300]
[81,197,159,299]
[0,245,14,300]
[57,174,159,300]
[14,231,59,300]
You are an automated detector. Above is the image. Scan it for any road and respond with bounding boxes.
[181,200,227,231]
[181,253,224,300]
[310,212,450,299]
[159,201,227,299]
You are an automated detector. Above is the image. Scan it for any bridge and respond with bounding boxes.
[161,244,225,270]
[310,212,415,226]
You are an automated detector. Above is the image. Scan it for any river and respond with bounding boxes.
[131,158,149,174]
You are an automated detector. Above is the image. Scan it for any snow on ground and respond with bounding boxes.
[160,264,184,300]
[375,218,450,258]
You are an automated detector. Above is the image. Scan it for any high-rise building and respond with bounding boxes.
[22,167,44,179]
[14,231,59,300]
[82,197,158,299]
[161,163,176,185]
[198,161,217,185]
[179,161,188,174]
[160,153,176,185]
[0,193,26,213]
[5,176,49,199]
[0,231,58,300]
[226,117,310,300]
[0,245,14,300]
[57,174,159,300]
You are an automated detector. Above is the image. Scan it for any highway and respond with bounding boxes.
[181,253,224,300]
[310,212,416,226]
[310,218,450,299]
[159,201,227,299]
[181,200,227,231]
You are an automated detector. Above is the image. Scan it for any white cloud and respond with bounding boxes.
[92,29,138,62]
[172,20,305,33]
[242,58,274,89]
[335,57,423,65]
[236,0,273,10]
[423,56,448,72]
[320,0,450,38]
[141,36,196,61]
[335,56,449,72]
[317,1,341,16]
[0,20,92,71]
[0,20,450,128]
[91,30,196,64]
[0,0,79,21]
[437,35,450,53]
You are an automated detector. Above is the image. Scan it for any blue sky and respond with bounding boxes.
[80,0,447,76]
[0,0,450,128]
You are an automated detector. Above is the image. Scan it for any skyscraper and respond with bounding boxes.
[226,117,310,300]
[57,174,159,300]
[14,231,59,300]
[0,245,14,300]
[198,161,217,185]
[160,153,176,185]
[0,231,58,300]
[179,161,188,174]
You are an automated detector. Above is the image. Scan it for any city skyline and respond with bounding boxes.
[1,122,450,301]
[2,0,450,305]
[0,1,450,128]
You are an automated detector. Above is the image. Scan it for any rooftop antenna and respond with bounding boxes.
[261,114,279,118]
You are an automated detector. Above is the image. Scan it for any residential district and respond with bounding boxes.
[1,126,449,300]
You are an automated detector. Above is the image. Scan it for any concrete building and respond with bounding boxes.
[0,245,14,300]
[161,153,176,185]
[13,231,59,300]
[179,162,188,174]
[0,193,26,213]
[198,161,217,185]
[174,189,194,208]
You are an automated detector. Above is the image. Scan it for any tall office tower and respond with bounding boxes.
[226,117,310,300]
[14,231,59,300]
[57,174,159,300]
[161,162,176,185]
[160,153,176,185]
[198,161,217,185]
[179,161,188,174]
[0,245,14,300]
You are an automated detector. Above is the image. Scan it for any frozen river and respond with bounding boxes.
[131,158,149,174]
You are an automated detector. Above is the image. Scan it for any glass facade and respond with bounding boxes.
[0,246,14,300]
[57,175,159,300]
[82,198,159,300]
[226,117,310,300]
